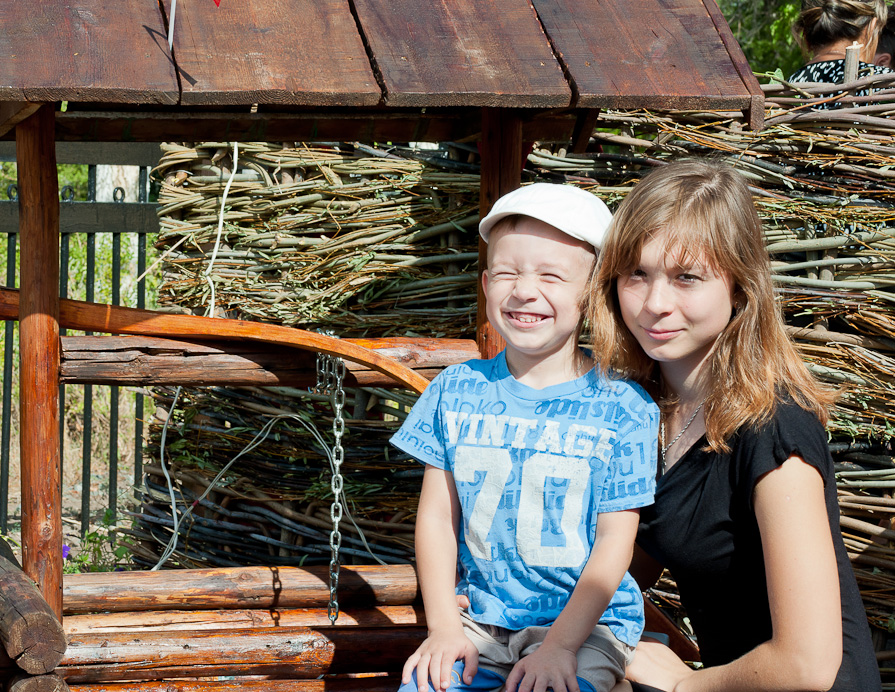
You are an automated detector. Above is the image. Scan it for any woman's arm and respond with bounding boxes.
[627,454,841,692]
[403,465,479,692]
[629,543,664,592]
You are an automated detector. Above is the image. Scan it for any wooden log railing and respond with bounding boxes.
[59,335,479,389]
[0,289,437,394]
[0,561,696,687]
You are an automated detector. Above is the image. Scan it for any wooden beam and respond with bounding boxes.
[0,102,41,139]
[8,673,69,692]
[0,555,66,674]
[352,0,570,108]
[0,141,163,166]
[63,564,419,614]
[59,626,424,683]
[165,0,379,107]
[0,202,159,235]
[570,109,601,153]
[41,109,579,146]
[65,678,399,692]
[701,0,765,130]
[64,606,423,634]
[0,289,430,394]
[476,108,523,359]
[15,105,62,618]
[59,335,479,388]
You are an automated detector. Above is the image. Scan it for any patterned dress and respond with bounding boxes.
[788,59,893,108]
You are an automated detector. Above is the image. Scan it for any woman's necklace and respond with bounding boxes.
[660,398,706,466]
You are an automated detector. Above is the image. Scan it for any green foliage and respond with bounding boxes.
[719,0,804,77]
[63,509,132,573]
[0,162,90,201]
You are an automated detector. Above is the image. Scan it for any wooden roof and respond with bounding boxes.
[0,0,763,140]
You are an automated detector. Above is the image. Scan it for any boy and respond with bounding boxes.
[391,183,658,692]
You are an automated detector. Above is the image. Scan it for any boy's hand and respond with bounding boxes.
[401,627,479,692]
[505,643,579,692]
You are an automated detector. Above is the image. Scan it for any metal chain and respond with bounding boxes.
[314,352,346,625]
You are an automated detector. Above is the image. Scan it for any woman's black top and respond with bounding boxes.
[788,60,893,108]
[637,401,881,691]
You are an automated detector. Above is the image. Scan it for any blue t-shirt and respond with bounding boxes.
[391,352,659,647]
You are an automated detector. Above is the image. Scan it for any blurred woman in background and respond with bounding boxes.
[789,0,891,96]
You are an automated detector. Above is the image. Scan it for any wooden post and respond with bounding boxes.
[16,105,62,617]
[476,108,523,359]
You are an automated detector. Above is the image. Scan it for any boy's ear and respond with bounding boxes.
[481,269,489,293]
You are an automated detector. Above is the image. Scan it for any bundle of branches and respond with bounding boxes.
[153,142,480,338]
[124,385,420,569]
[525,73,895,442]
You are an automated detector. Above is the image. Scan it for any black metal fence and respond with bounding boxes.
[0,142,161,537]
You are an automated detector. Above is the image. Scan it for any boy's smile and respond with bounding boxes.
[483,217,595,385]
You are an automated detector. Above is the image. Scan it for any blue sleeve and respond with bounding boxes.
[599,387,658,512]
[389,372,448,469]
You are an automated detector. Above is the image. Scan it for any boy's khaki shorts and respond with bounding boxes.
[459,609,634,691]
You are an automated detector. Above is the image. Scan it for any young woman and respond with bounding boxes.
[589,160,881,692]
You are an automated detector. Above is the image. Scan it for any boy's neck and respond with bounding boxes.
[505,347,592,389]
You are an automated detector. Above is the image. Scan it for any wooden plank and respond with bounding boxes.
[58,626,424,683]
[8,673,69,692]
[64,606,423,634]
[50,109,492,144]
[165,0,380,107]
[531,0,758,110]
[15,106,62,619]
[700,0,765,129]
[476,108,521,359]
[63,565,419,614]
[59,335,479,387]
[0,142,162,166]
[0,555,66,675]
[0,202,160,235]
[0,1,177,104]
[0,289,431,394]
[352,0,571,107]
[0,103,41,139]
[66,678,400,692]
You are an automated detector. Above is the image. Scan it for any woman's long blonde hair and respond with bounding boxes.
[588,160,835,452]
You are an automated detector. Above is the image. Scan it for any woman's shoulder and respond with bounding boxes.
[733,399,832,483]
[788,59,844,83]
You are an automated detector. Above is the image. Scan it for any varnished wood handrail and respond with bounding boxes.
[0,288,429,394]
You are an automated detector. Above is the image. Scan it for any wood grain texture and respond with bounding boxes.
[15,107,62,619]
[59,626,424,682]
[65,678,399,692]
[476,108,520,358]
[0,1,177,104]
[59,335,479,387]
[63,564,420,614]
[0,289,430,394]
[0,103,41,139]
[51,109,489,145]
[531,0,757,109]
[165,0,380,106]
[0,556,66,674]
[352,0,570,107]
[8,674,69,692]
[700,0,765,128]
[64,605,423,634]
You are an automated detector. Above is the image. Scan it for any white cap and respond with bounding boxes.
[478,183,612,249]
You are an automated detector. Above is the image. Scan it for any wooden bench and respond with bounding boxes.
[0,561,697,690]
